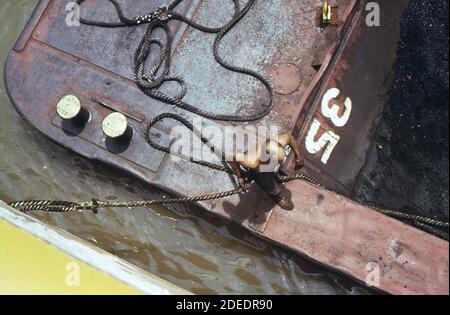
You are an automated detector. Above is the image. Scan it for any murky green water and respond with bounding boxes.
[0,0,369,295]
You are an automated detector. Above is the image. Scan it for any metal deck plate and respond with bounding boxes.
[6,0,448,294]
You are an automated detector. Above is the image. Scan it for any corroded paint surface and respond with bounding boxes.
[264,180,449,295]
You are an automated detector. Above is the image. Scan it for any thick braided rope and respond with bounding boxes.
[279,173,449,228]
[9,186,249,213]
[9,163,449,229]
[144,113,234,174]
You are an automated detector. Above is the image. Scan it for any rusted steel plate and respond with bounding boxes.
[295,0,411,193]
[6,0,448,295]
[263,179,449,295]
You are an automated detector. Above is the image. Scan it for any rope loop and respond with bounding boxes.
[76,0,273,121]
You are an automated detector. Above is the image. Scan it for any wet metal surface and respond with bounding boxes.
[0,0,369,295]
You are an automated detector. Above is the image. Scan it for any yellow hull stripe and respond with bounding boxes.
[0,218,140,295]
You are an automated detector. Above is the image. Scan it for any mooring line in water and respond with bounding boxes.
[8,172,449,240]
[8,115,450,239]
[7,174,314,215]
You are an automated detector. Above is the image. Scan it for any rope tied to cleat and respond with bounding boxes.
[9,113,450,238]
[8,171,449,239]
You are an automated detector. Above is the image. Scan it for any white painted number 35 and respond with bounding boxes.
[305,88,352,164]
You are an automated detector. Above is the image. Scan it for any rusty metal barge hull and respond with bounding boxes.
[4,0,449,294]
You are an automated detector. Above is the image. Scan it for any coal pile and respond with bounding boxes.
[355,0,449,229]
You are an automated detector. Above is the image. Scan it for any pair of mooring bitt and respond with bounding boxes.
[56,95,133,143]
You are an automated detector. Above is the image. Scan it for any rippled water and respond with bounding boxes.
[0,0,370,295]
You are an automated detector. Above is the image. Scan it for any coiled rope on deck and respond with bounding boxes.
[74,0,274,122]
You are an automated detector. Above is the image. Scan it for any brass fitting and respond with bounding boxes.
[56,95,90,125]
[318,0,338,27]
[322,0,333,24]
[102,112,133,142]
